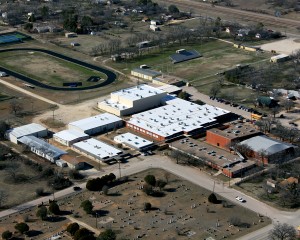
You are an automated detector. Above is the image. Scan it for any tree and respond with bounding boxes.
[80,200,93,214]
[271,106,281,118]
[14,222,29,234]
[9,100,23,116]
[49,201,60,215]
[35,187,45,196]
[178,91,190,100]
[97,229,116,240]
[36,206,48,220]
[144,175,156,187]
[24,22,33,31]
[208,193,219,204]
[0,121,9,140]
[66,222,80,236]
[168,4,180,13]
[40,6,49,20]
[269,223,297,240]
[74,228,93,240]
[2,230,12,240]
[143,202,152,210]
[156,179,167,191]
[209,84,221,98]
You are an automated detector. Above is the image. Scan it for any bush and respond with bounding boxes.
[156,179,167,190]
[208,193,219,204]
[97,229,116,240]
[2,230,12,240]
[143,202,152,211]
[35,187,45,196]
[36,206,48,220]
[66,222,80,236]
[142,184,154,196]
[49,202,60,215]
[68,169,84,180]
[15,222,29,234]
[144,175,156,187]
[80,200,93,214]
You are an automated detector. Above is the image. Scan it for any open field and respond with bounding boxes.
[0,51,107,87]
[0,84,54,122]
[110,40,270,82]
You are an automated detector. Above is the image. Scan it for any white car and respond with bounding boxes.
[235,196,246,203]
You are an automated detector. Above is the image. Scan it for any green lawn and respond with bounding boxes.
[0,51,107,87]
[111,40,271,83]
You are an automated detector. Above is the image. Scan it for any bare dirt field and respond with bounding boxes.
[0,84,53,123]
[259,37,300,54]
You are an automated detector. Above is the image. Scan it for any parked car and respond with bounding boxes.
[235,196,246,203]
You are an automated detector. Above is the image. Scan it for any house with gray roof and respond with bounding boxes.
[240,135,296,164]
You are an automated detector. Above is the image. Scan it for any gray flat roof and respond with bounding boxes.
[170,50,201,64]
[114,132,153,150]
[19,135,66,158]
[8,123,47,139]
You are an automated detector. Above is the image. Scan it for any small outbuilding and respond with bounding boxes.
[6,123,48,144]
[270,54,289,63]
[53,130,89,146]
[60,155,86,170]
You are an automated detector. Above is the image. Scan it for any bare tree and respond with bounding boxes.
[210,84,221,98]
[282,99,294,112]
[269,223,297,240]
[10,100,23,116]
[271,106,281,118]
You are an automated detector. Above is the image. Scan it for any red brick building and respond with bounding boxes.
[206,123,261,150]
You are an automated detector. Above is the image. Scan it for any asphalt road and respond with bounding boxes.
[0,48,117,91]
[0,155,298,240]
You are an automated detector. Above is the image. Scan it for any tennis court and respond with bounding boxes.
[0,32,29,44]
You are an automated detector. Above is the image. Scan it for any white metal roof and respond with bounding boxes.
[271,54,289,60]
[73,138,122,159]
[53,130,88,142]
[240,135,294,155]
[8,123,47,139]
[127,98,230,138]
[114,133,153,149]
[111,84,165,101]
[68,113,122,131]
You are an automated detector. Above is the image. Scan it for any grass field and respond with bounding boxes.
[0,51,107,87]
[110,40,271,83]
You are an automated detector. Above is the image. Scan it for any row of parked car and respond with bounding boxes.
[209,96,265,116]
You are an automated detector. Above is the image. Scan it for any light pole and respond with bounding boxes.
[118,160,121,178]
[95,212,98,228]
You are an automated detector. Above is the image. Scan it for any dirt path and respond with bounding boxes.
[66,216,101,235]
[0,78,59,105]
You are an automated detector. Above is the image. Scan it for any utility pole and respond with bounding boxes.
[212,181,215,193]
[118,160,121,178]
